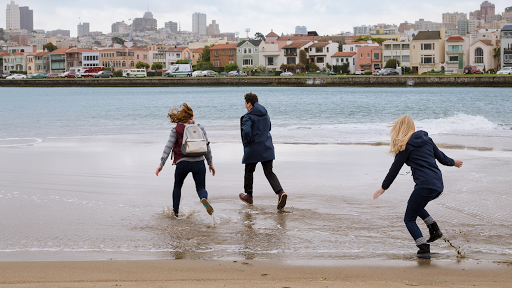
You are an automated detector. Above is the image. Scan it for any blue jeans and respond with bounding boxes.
[173,161,208,214]
[404,188,442,241]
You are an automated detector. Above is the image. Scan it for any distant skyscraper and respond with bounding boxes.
[165,21,178,33]
[207,20,220,36]
[192,12,206,35]
[133,11,157,32]
[480,1,495,23]
[19,6,32,31]
[77,22,89,37]
[506,6,512,13]
[295,26,307,35]
[112,21,130,34]
[442,12,467,24]
[6,1,20,30]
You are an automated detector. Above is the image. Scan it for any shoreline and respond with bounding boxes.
[1,75,512,87]
[0,259,510,287]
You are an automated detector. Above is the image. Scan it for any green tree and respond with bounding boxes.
[385,59,401,68]
[280,64,288,72]
[201,44,215,63]
[341,62,350,74]
[326,63,332,71]
[136,61,150,70]
[93,40,102,46]
[224,62,238,72]
[296,63,306,73]
[112,37,125,45]
[151,62,163,75]
[299,49,308,66]
[175,59,190,64]
[493,46,501,70]
[43,42,58,52]
[113,69,123,77]
[354,36,386,45]
[254,32,266,41]
[195,61,214,71]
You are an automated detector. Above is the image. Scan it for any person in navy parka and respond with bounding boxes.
[238,93,287,210]
[373,115,463,259]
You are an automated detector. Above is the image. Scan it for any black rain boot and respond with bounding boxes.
[417,243,431,259]
[427,222,443,243]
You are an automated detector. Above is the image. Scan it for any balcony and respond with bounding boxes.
[446,50,463,55]
[284,52,297,57]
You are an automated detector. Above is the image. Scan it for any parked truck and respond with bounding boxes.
[164,64,193,77]
[72,66,105,78]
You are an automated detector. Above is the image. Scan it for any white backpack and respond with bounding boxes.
[181,124,208,157]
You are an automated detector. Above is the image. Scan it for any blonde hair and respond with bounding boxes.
[389,115,415,156]
[168,103,193,123]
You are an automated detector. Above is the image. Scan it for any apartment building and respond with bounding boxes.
[357,46,382,72]
[501,24,512,68]
[258,42,282,71]
[281,40,313,65]
[382,40,411,68]
[444,35,469,73]
[99,48,149,70]
[410,28,446,73]
[209,43,237,70]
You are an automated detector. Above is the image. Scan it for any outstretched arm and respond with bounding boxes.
[433,142,456,166]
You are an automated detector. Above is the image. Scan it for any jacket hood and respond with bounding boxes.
[408,130,429,147]
[247,102,268,117]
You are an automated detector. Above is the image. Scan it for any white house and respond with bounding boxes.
[331,52,357,73]
[307,41,338,70]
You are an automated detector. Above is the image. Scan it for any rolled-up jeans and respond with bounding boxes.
[173,160,208,214]
[404,187,442,241]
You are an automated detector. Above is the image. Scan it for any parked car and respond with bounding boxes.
[280,71,294,76]
[329,71,336,75]
[463,66,482,74]
[202,70,219,77]
[28,73,48,79]
[496,67,512,75]
[228,70,247,77]
[354,69,365,75]
[372,69,381,75]
[379,68,399,75]
[93,70,114,78]
[1,74,9,79]
[6,74,27,79]
[48,73,60,78]
[191,70,204,77]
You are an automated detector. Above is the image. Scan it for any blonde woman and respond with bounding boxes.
[373,115,463,259]
[156,103,215,219]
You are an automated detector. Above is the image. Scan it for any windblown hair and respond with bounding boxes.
[389,115,415,156]
[244,93,258,106]
[168,103,194,124]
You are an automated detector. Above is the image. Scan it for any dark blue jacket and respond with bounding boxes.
[382,130,455,191]
[240,102,275,164]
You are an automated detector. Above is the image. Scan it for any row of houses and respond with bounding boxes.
[2,26,512,75]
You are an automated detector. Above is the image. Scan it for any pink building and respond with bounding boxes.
[357,46,382,72]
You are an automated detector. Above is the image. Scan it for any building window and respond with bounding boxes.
[383,56,391,62]
[367,53,370,58]
[287,57,295,64]
[122,61,126,67]
[144,55,147,60]
[475,48,484,63]
[215,51,219,56]
[421,55,435,64]
[244,48,247,54]
[402,55,410,62]
[374,53,380,60]
[449,56,459,62]
[248,48,252,53]
[327,47,329,53]
[242,58,253,66]
[350,47,354,51]
[213,60,221,67]
[316,47,323,53]
[384,44,391,50]
[448,45,463,53]
[223,50,225,55]
[229,50,233,56]
[317,57,324,63]
[267,57,274,66]
[421,43,434,50]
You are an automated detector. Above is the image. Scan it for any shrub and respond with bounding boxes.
[113,70,123,77]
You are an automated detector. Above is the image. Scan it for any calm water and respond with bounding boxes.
[1,87,511,146]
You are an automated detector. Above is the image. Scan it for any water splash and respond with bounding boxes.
[444,238,466,258]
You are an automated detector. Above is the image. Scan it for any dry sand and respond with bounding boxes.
[0,259,511,287]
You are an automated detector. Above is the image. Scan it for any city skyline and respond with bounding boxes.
[2,0,512,37]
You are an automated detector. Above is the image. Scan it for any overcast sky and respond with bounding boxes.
[2,0,511,37]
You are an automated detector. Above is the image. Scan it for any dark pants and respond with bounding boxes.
[244,160,283,195]
[404,187,442,241]
[173,161,208,214]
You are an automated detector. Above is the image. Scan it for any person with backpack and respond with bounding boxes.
[156,103,215,219]
[238,93,287,210]
[373,115,463,259]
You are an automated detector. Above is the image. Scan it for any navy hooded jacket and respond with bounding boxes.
[240,102,275,164]
[382,130,455,192]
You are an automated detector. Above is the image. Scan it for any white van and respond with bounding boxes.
[164,64,193,77]
[125,69,147,78]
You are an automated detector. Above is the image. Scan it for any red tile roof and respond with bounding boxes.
[332,52,357,57]
[13,52,24,55]
[35,52,48,56]
[50,48,72,54]
[282,40,312,49]
[0,52,10,56]
[480,39,494,46]
[65,48,95,53]
[277,35,322,41]
[191,48,203,53]
[447,36,465,41]
[266,31,279,38]
[309,42,330,47]
[176,46,187,51]
[209,43,238,50]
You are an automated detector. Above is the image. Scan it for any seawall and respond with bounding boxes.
[1,75,512,87]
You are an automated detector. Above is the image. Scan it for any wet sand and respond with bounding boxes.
[0,259,511,287]
[1,136,511,272]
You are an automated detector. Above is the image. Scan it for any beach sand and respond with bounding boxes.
[1,137,511,286]
[0,259,511,287]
